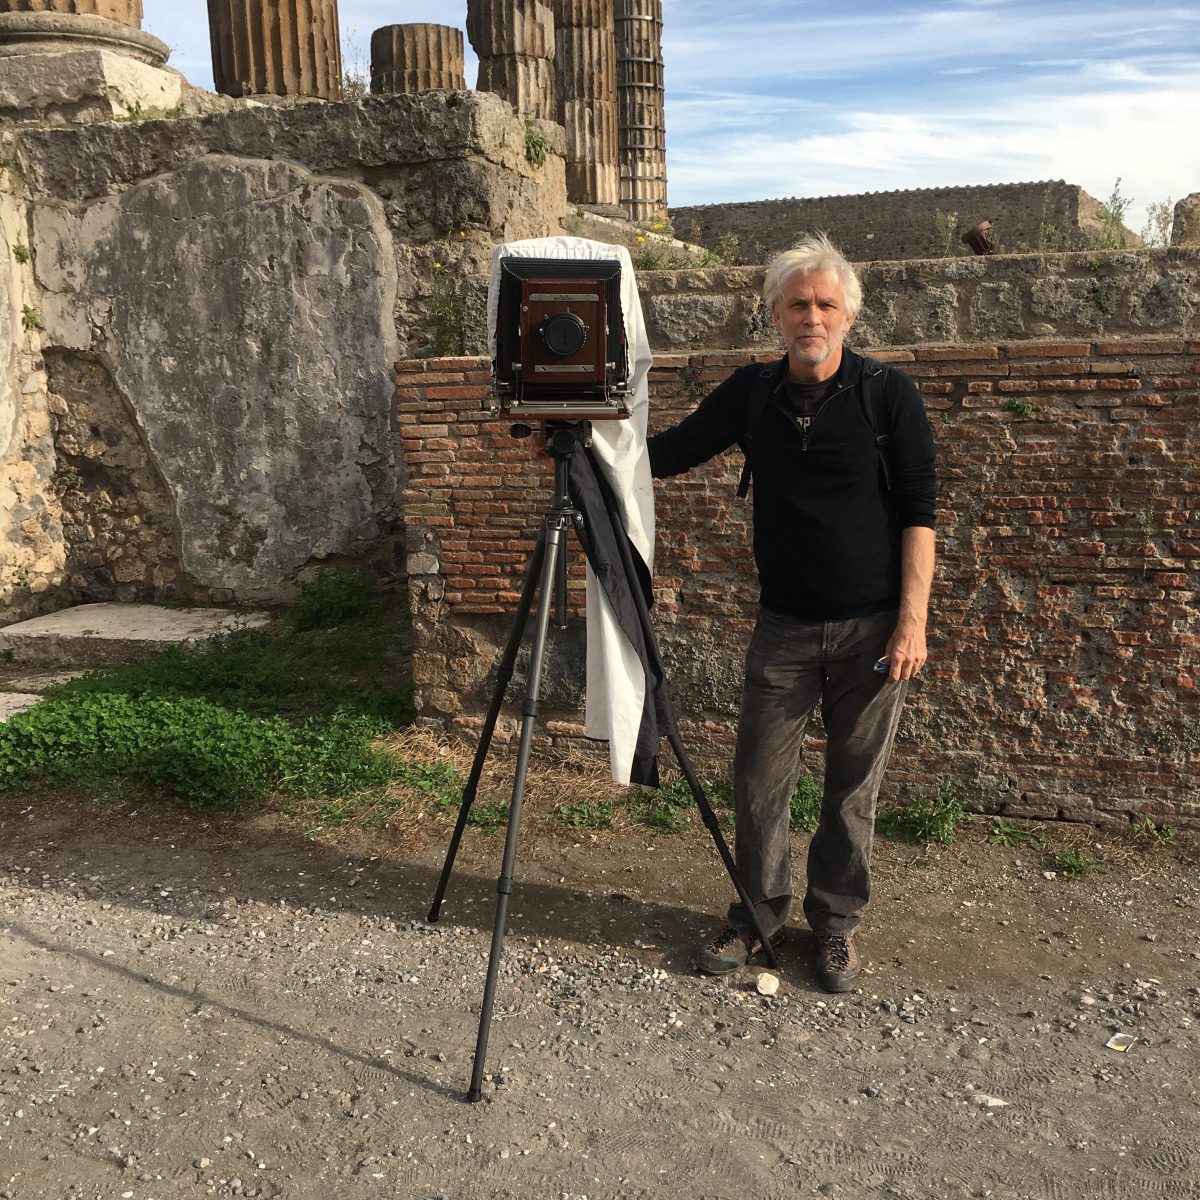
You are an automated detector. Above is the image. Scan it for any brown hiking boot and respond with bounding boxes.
[694,925,785,975]
[815,933,860,992]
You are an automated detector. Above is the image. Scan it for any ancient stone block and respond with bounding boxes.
[0,46,181,122]
[646,294,733,350]
[31,155,399,598]
[968,282,1025,338]
[207,0,342,99]
[370,23,465,95]
[1172,194,1200,247]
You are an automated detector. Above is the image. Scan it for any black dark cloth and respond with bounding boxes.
[566,444,673,786]
[648,347,937,620]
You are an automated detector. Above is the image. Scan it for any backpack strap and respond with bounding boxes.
[860,358,894,493]
[736,357,785,498]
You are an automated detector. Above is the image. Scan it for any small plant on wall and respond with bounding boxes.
[423,260,465,356]
[524,120,549,167]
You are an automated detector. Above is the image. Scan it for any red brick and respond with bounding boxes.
[1095,340,1186,355]
[1036,379,1097,391]
[1012,360,1089,374]
[1004,342,1091,358]
[915,346,1000,361]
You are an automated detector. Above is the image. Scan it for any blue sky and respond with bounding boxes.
[145,0,1200,234]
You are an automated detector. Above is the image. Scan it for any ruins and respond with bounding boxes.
[207,0,342,100]
[0,3,1195,828]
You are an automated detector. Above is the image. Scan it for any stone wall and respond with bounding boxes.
[0,90,570,617]
[396,338,1200,829]
[670,181,1117,263]
[457,248,1200,358]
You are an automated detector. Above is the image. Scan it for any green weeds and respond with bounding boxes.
[0,695,394,810]
[790,773,822,833]
[290,566,381,630]
[1,572,414,811]
[555,798,614,831]
[423,262,465,356]
[989,817,1048,850]
[524,120,549,167]
[1049,847,1102,879]
[1131,817,1178,847]
[877,780,970,845]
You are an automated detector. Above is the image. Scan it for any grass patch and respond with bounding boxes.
[2,575,413,813]
[555,798,614,831]
[877,780,970,845]
[1048,847,1103,879]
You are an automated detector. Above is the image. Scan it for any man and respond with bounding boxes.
[647,233,937,993]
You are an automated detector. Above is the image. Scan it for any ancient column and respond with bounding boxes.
[0,0,141,23]
[615,0,666,222]
[370,23,465,94]
[207,0,342,100]
[466,0,555,120]
[554,0,618,207]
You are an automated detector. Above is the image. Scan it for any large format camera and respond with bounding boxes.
[489,256,631,421]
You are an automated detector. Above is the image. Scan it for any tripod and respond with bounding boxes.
[427,422,778,1103]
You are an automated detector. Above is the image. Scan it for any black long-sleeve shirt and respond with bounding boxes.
[648,348,937,620]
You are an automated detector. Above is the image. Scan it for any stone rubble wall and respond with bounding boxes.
[670,181,1119,264]
[396,339,1200,828]
[456,247,1200,358]
[0,90,569,617]
[634,249,1200,354]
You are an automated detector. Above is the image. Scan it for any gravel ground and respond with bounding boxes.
[2,795,1199,1200]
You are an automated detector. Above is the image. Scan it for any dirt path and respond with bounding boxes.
[3,796,1198,1199]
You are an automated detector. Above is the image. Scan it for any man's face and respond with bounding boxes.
[771,268,856,380]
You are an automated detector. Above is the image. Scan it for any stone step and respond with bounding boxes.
[0,602,274,669]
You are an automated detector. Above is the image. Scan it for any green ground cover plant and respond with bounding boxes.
[877,780,970,845]
[0,570,413,812]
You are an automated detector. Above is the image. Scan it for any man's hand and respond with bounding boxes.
[882,616,927,682]
[883,525,936,683]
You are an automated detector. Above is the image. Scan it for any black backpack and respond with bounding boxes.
[736,354,894,498]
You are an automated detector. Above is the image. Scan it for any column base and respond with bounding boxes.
[0,47,182,123]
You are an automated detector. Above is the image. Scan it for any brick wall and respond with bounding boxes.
[397,339,1200,829]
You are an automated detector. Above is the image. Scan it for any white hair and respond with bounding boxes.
[763,232,863,317]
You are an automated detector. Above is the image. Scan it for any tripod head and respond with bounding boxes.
[509,419,593,462]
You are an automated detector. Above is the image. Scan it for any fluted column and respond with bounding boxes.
[0,0,141,24]
[207,0,342,100]
[466,0,555,120]
[615,0,666,222]
[370,23,465,94]
[554,0,618,207]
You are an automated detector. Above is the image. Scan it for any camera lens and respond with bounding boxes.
[540,311,588,357]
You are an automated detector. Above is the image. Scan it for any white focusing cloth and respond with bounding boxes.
[487,237,655,784]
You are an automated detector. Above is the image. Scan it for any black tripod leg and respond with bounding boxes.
[427,532,547,924]
[466,520,565,1103]
[664,731,778,969]
[588,474,778,969]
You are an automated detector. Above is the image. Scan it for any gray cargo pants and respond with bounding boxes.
[727,605,909,939]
